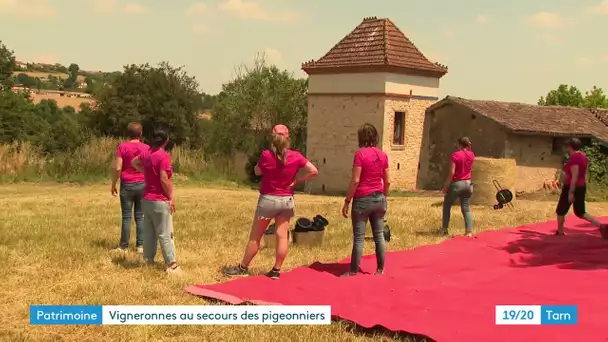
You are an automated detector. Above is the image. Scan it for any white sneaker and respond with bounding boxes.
[110,247,128,253]
[136,246,144,254]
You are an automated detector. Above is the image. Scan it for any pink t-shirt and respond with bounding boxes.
[141,148,173,201]
[451,149,475,181]
[258,149,308,196]
[353,147,389,199]
[564,151,587,187]
[116,141,149,183]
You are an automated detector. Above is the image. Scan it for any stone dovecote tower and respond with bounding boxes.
[302,17,448,194]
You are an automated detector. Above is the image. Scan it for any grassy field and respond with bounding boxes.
[13,71,86,82]
[29,93,95,111]
[1,183,607,341]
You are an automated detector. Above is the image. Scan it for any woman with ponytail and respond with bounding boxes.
[224,124,318,279]
[441,137,475,237]
[132,129,181,275]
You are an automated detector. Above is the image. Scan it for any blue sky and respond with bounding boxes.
[1,0,607,103]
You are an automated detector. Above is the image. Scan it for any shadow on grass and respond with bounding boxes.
[341,321,435,342]
[498,224,608,270]
[413,230,445,237]
[110,254,145,270]
[91,238,115,250]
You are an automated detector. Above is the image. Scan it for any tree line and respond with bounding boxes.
[0,43,306,180]
[1,39,606,185]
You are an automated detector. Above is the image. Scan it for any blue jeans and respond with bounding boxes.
[119,182,144,249]
[350,192,387,273]
[442,180,473,233]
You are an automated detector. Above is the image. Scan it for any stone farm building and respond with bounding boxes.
[302,17,608,194]
[420,97,608,193]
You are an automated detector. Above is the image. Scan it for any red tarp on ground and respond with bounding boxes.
[185,216,608,341]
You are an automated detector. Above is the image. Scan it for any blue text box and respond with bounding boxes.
[540,305,578,325]
[30,305,103,325]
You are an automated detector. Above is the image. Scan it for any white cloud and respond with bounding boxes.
[263,48,282,64]
[0,0,57,19]
[190,22,208,35]
[536,33,561,44]
[577,56,592,66]
[587,0,608,14]
[218,0,301,21]
[186,2,209,17]
[525,12,567,29]
[90,0,117,13]
[476,14,489,24]
[123,3,148,14]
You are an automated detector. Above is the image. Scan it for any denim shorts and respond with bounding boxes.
[255,195,295,220]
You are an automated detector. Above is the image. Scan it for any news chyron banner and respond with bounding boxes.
[30,305,331,325]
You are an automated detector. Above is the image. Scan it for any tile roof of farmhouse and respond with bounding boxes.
[302,17,448,78]
[428,96,608,142]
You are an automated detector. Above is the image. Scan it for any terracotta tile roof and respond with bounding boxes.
[591,108,608,126]
[428,96,608,142]
[302,17,447,77]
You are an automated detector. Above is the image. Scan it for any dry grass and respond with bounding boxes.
[13,71,86,82]
[30,93,95,111]
[1,183,607,341]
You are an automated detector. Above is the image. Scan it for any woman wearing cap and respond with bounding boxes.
[132,129,181,275]
[341,123,390,277]
[441,137,475,237]
[224,124,318,279]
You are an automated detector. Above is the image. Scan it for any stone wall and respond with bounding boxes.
[306,94,385,194]
[420,103,508,189]
[382,97,436,190]
[504,134,562,193]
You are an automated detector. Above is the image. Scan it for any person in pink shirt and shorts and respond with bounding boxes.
[341,123,391,277]
[223,124,318,279]
[133,129,181,275]
[441,137,475,237]
[111,122,150,253]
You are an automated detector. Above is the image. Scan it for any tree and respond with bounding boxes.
[538,84,584,107]
[0,91,49,145]
[0,40,17,89]
[85,76,95,94]
[90,62,204,146]
[65,63,80,88]
[15,73,36,88]
[207,54,307,178]
[583,86,608,109]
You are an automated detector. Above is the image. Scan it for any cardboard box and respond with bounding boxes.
[292,230,324,247]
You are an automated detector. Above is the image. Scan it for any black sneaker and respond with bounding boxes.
[554,231,565,236]
[265,269,280,280]
[600,225,608,240]
[223,265,249,277]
